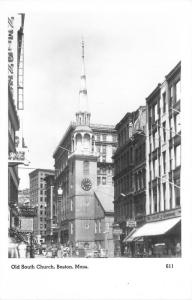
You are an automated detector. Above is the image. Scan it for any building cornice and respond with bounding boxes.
[165,61,181,82]
[146,83,161,103]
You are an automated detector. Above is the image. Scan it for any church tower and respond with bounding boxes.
[68,39,98,250]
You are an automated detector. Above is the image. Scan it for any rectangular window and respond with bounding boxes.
[169,183,172,209]
[175,145,181,167]
[174,113,181,133]
[163,183,166,210]
[102,145,106,153]
[96,134,100,141]
[163,92,166,113]
[96,145,100,154]
[97,176,101,185]
[102,168,106,175]
[102,155,106,162]
[102,177,106,185]
[98,220,101,233]
[162,121,166,142]
[153,159,158,178]
[163,151,166,174]
[95,221,97,233]
[102,134,107,141]
[170,86,173,106]
[153,186,157,212]
[70,199,73,211]
[176,80,181,102]
[175,178,180,207]
[154,104,158,121]
[112,135,117,142]
[149,187,152,214]
[70,222,73,234]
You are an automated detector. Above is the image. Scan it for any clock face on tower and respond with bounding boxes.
[81,178,92,191]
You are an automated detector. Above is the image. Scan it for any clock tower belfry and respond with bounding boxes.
[68,39,98,250]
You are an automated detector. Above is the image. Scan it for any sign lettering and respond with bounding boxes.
[8,17,14,93]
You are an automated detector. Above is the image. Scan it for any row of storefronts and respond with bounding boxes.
[113,62,181,257]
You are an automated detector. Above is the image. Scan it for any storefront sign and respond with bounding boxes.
[113,228,123,235]
[146,208,181,222]
[8,147,30,166]
[126,219,137,228]
[20,217,33,232]
[8,17,14,93]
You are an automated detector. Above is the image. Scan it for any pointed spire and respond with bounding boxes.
[78,37,89,112]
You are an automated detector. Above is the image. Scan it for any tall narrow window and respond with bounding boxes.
[102,145,106,153]
[163,183,166,210]
[176,80,181,102]
[162,121,166,142]
[102,134,107,141]
[98,220,101,233]
[170,86,173,106]
[96,134,100,141]
[154,104,158,121]
[95,221,97,233]
[83,160,89,175]
[163,92,166,113]
[169,183,172,209]
[174,113,181,133]
[153,186,157,212]
[70,222,73,234]
[175,145,181,167]
[175,179,180,207]
[163,151,166,174]
[102,177,106,185]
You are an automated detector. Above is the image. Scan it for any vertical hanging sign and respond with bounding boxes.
[8,17,14,95]
[17,14,25,110]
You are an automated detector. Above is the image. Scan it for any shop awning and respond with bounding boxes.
[123,228,137,243]
[130,217,181,239]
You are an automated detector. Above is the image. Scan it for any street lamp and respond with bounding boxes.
[57,186,63,197]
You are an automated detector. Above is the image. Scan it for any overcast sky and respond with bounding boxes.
[18,2,182,189]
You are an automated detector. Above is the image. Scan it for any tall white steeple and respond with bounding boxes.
[72,39,93,155]
[76,38,91,126]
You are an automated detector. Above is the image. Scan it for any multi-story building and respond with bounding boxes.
[129,62,181,257]
[8,85,20,235]
[52,40,117,256]
[113,106,146,256]
[29,169,54,244]
[44,174,57,244]
[8,14,26,243]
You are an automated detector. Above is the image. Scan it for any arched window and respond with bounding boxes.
[76,133,82,150]
[84,134,90,149]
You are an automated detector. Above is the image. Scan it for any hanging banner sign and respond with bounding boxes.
[8,17,14,94]
[126,219,137,228]
[20,217,33,232]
